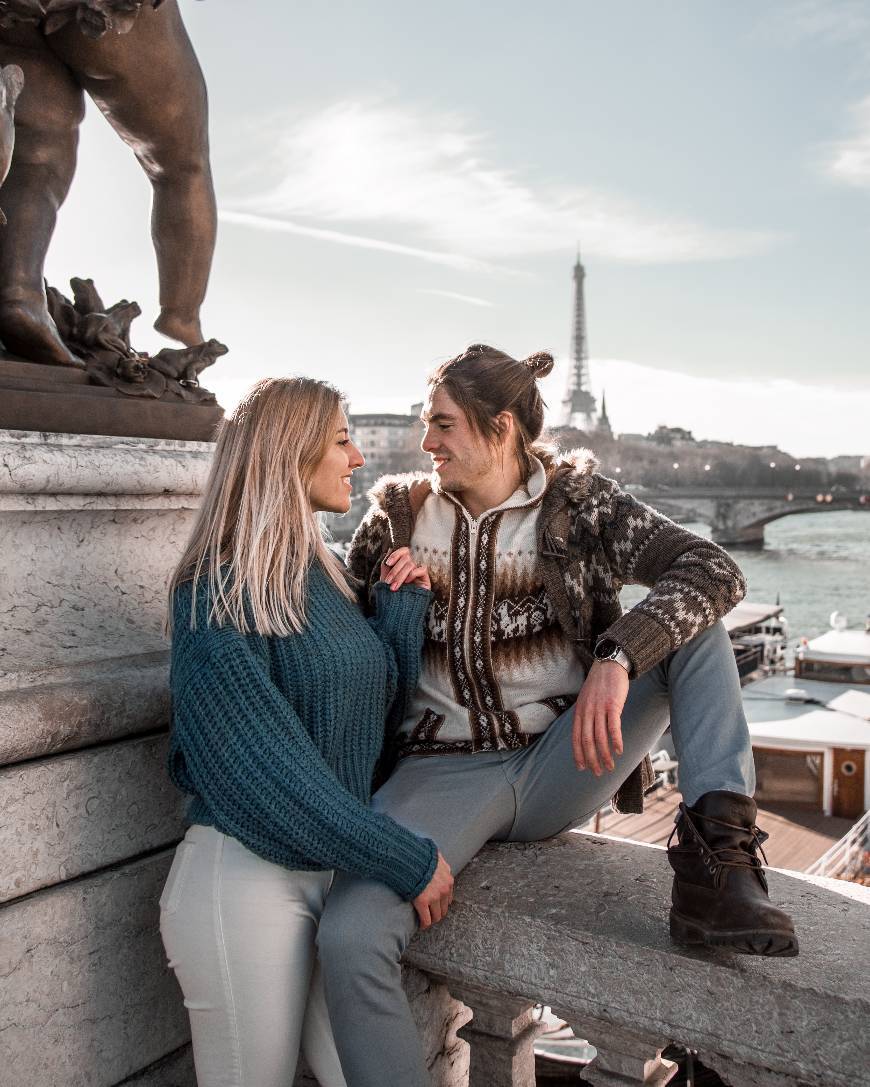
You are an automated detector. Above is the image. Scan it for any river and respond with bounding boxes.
[621,510,870,643]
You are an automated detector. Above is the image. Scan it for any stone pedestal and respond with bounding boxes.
[0,356,223,442]
[0,429,213,686]
[0,429,213,1085]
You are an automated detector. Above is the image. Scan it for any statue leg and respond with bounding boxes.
[0,26,85,367]
[46,0,216,347]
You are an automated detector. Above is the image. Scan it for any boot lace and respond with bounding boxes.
[667,803,770,889]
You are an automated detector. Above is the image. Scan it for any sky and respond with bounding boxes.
[45,0,869,457]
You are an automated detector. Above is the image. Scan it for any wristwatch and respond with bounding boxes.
[594,638,632,675]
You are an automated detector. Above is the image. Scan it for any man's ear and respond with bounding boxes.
[494,411,515,444]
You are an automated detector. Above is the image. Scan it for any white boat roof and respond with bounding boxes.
[802,629,870,664]
[722,601,783,633]
[743,675,870,750]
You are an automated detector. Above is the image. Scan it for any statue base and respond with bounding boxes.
[0,354,223,441]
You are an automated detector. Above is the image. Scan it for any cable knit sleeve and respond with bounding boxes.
[591,478,747,676]
[367,581,431,740]
[168,587,437,901]
[347,505,392,604]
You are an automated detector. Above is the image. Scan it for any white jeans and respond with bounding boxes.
[159,824,347,1087]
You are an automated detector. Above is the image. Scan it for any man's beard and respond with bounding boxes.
[434,454,494,495]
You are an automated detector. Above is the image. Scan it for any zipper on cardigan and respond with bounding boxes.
[463,514,486,714]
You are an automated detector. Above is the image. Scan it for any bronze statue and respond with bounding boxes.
[0,61,22,222]
[44,274,225,401]
[149,337,227,384]
[0,0,216,368]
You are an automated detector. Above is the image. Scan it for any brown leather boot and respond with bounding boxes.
[667,791,798,956]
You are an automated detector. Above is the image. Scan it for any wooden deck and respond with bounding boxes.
[588,787,854,872]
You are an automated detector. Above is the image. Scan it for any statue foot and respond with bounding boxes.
[154,309,203,347]
[0,299,85,368]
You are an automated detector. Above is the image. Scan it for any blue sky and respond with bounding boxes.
[46,0,869,456]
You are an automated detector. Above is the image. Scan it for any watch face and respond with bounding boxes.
[595,639,618,659]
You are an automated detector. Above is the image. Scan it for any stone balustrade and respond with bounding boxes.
[403,833,870,1087]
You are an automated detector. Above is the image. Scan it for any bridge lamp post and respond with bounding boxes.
[672,462,679,470]
[704,464,711,472]
[769,462,776,469]
[795,464,801,471]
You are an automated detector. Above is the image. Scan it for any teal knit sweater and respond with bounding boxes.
[168,563,438,901]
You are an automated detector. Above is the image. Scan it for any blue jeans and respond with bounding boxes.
[318,621,754,1087]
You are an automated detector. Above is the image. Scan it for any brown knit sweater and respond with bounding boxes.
[347,449,747,813]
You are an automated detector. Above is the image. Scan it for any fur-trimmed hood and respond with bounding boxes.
[366,447,601,506]
[363,447,618,543]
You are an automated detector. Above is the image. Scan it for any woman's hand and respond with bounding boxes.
[571,660,630,775]
[413,851,454,929]
[381,546,431,591]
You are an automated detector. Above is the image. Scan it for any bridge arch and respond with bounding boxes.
[633,490,869,548]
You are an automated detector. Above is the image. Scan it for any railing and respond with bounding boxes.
[806,808,870,879]
[403,832,870,1087]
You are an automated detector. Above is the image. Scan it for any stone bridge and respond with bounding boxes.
[631,487,870,547]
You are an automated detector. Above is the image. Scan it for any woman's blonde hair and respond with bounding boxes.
[168,376,357,636]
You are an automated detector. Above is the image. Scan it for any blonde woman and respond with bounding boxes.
[159,377,454,1087]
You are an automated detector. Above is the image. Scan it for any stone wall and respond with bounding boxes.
[0,428,467,1086]
[0,430,210,1086]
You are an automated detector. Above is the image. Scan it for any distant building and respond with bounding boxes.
[594,390,614,441]
[349,411,428,491]
[327,410,429,541]
[828,455,865,474]
[561,249,597,431]
[649,425,696,447]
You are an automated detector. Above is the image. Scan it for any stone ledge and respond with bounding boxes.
[406,832,870,1087]
[1,731,185,902]
[0,652,170,761]
[0,850,189,1086]
[0,429,214,496]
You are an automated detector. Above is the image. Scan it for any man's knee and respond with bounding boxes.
[317,882,413,975]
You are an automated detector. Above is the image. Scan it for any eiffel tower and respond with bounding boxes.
[561,248,597,430]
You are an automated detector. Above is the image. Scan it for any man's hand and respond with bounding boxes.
[413,851,454,929]
[381,546,431,591]
[572,660,630,775]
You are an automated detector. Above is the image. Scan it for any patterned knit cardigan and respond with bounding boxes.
[347,448,747,814]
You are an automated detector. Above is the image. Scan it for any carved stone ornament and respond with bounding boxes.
[45,276,224,403]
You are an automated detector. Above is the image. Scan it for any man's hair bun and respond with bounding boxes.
[523,351,555,379]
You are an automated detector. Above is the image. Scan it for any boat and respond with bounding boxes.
[724,600,789,680]
[741,612,870,822]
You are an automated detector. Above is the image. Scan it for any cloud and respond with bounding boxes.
[223,100,781,266]
[415,288,496,308]
[218,209,495,272]
[823,95,870,187]
[768,0,870,53]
